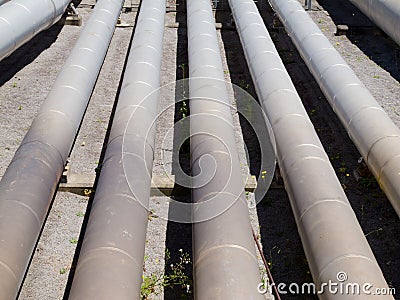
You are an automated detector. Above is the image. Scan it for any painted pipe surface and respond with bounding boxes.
[0,0,123,298]
[270,0,400,217]
[228,0,392,298]
[187,0,264,298]
[67,0,166,298]
[348,0,400,46]
[0,0,71,61]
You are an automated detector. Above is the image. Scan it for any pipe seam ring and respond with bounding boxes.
[74,246,141,273]
[194,244,257,267]
[317,254,380,284]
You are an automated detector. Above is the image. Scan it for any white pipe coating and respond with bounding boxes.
[348,0,400,46]
[187,0,265,298]
[0,0,71,61]
[269,0,400,217]
[228,0,393,298]
[68,0,166,298]
[0,0,124,297]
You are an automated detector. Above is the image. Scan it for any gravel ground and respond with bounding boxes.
[0,0,399,299]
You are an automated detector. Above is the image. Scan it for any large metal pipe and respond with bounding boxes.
[269,0,400,217]
[348,0,400,46]
[0,0,123,298]
[187,0,264,298]
[228,0,392,298]
[67,0,166,298]
[0,0,71,61]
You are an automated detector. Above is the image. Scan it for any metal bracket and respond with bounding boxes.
[335,24,349,36]
[305,0,312,11]
[353,157,373,181]
[61,158,71,183]
[271,165,284,189]
[65,3,82,26]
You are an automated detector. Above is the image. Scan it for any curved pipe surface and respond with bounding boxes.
[348,0,400,46]
[269,0,400,217]
[228,0,392,298]
[187,0,264,298]
[0,0,123,297]
[68,0,166,298]
[0,0,70,61]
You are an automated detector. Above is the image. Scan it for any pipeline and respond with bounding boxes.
[269,0,400,217]
[67,0,166,298]
[228,0,392,298]
[348,0,400,46]
[0,0,123,298]
[187,0,264,298]
[0,0,70,61]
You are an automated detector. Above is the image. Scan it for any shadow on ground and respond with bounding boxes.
[164,0,193,299]
[0,24,64,87]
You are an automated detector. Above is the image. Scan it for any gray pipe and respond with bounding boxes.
[67,0,166,298]
[0,0,123,298]
[0,0,70,61]
[228,0,392,298]
[187,0,264,298]
[269,0,400,217]
[348,0,400,46]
